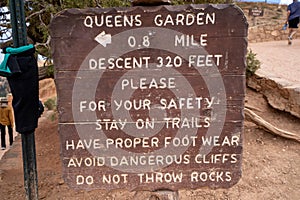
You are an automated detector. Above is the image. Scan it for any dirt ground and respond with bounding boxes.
[0,88,299,200]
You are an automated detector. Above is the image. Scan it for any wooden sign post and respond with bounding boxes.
[50,4,247,192]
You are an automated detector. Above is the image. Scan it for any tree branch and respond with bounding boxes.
[245,108,300,143]
[26,9,46,21]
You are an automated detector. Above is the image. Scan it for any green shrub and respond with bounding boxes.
[246,49,261,77]
[44,97,57,111]
[49,112,57,121]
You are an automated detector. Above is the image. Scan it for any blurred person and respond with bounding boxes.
[286,0,300,45]
[0,98,14,150]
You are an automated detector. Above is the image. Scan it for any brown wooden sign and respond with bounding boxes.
[50,4,247,191]
[249,7,264,17]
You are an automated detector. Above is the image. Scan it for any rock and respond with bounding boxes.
[247,73,300,119]
[152,190,179,200]
[133,190,179,200]
[271,30,280,37]
[58,179,65,185]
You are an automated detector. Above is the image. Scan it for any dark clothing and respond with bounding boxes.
[38,100,44,118]
[0,124,13,148]
[7,46,39,133]
[289,16,300,28]
[1,45,34,77]
[288,1,300,20]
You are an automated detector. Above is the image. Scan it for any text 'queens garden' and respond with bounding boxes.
[84,11,216,28]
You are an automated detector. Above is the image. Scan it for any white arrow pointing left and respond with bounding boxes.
[94,31,112,47]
